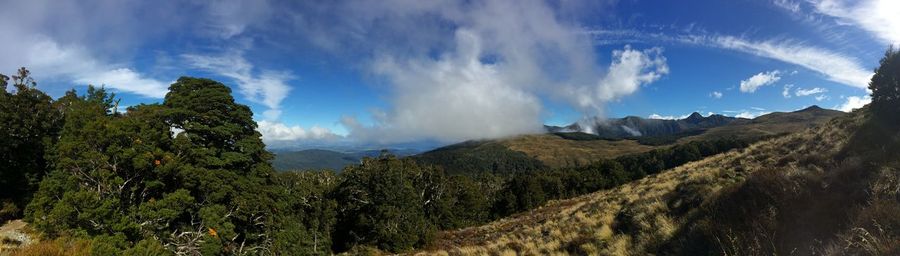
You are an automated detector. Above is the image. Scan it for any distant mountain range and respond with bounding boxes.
[416,106,844,173]
[273,106,844,172]
[546,111,740,138]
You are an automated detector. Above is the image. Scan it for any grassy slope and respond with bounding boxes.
[415,108,867,255]
[500,134,655,168]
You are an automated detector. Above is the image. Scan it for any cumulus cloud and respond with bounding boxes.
[710,91,723,99]
[783,84,795,98]
[795,87,828,96]
[740,70,782,93]
[307,0,670,143]
[182,51,292,120]
[810,0,900,44]
[835,95,871,112]
[257,120,338,142]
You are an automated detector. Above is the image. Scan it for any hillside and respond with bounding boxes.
[419,106,843,172]
[272,149,360,171]
[272,148,422,171]
[417,107,899,255]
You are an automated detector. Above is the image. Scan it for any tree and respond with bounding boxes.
[26,77,283,255]
[0,67,62,221]
[332,155,438,252]
[869,46,900,121]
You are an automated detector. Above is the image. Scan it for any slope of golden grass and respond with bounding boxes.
[414,109,860,255]
[501,134,655,168]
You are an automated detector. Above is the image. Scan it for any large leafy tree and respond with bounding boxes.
[869,46,900,121]
[0,68,62,221]
[26,77,285,255]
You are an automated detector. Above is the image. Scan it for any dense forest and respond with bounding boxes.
[1,47,897,255]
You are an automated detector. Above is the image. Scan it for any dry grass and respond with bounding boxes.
[6,237,92,256]
[413,111,858,255]
[501,134,656,168]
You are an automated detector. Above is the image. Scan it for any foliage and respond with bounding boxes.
[414,140,547,175]
[0,68,62,221]
[331,155,441,252]
[869,46,900,121]
[23,77,288,255]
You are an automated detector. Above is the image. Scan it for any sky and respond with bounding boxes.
[1,0,896,149]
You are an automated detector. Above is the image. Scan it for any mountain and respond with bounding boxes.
[272,148,421,171]
[419,106,844,172]
[548,112,741,138]
[419,106,900,255]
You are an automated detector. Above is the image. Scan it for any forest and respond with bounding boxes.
[1,47,898,255]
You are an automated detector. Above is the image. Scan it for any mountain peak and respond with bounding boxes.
[798,105,824,112]
[685,112,704,121]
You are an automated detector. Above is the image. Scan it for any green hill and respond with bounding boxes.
[272,149,360,171]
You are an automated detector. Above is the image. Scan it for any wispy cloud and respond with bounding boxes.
[585,29,873,89]
[795,87,828,96]
[710,91,723,99]
[711,36,872,88]
[810,0,900,45]
[773,0,801,13]
[182,50,292,120]
[740,70,782,93]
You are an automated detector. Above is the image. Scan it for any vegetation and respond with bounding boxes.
[2,46,896,255]
[414,140,548,175]
[0,68,62,222]
[870,46,900,122]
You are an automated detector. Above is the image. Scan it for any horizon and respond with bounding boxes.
[2,0,895,149]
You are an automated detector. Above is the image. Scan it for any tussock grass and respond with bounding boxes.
[414,108,862,255]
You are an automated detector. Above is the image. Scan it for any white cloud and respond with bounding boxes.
[570,46,669,112]
[835,95,871,112]
[648,113,692,120]
[795,87,828,96]
[774,0,801,13]
[710,91,723,99]
[325,0,669,143]
[783,84,795,98]
[257,120,339,144]
[182,51,292,120]
[735,111,771,119]
[815,94,829,101]
[583,30,874,89]
[712,36,872,89]
[0,32,170,98]
[810,0,900,44]
[740,70,782,93]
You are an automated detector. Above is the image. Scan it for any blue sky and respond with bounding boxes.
[1,0,896,148]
